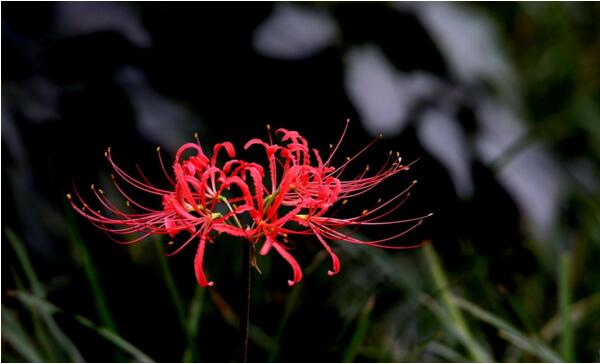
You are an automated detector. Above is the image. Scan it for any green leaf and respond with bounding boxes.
[541,292,600,341]
[423,244,493,362]
[65,209,118,333]
[183,285,206,362]
[342,295,375,362]
[1,304,44,362]
[10,290,154,363]
[5,228,85,362]
[269,285,302,362]
[451,294,563,362]
[425,341,470,362]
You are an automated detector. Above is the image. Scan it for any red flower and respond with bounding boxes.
[234,121,431,286]
[69,140,253,287]
[70,121,430,287]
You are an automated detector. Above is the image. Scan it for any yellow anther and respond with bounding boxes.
[107,146,111,153]
[266,124,271,130]
[194,132,199,139]
[66,193,72,200]
[389,150,393,156]
[91,184,95,190]
[342,199,348,205]
[345,118,350,123]
[346,157,351,161]
[125,200,131,207]
[283,233,288,238]
[329,144,333,149]
[168,241,175,246]
[412,180,418,184]
[156,146,161,152]
[396,151,400,157]
[104,151,108,158]
[365,165,370,171]
[379,132,383,138]
[98,189,104,194]
[377,198,382,203]
[362,209,368,215]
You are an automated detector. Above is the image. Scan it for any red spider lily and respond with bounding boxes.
[231,121,432,286]
[68,140,255,287]
[69,121,430,287]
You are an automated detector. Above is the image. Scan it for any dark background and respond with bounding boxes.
[2,2,600,362]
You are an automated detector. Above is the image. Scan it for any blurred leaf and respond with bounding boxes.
[74,315,154,363]
[9,265,57,361]
[5,228,85,362]
[345,45,439,137]
[183,285,206,362]
[450,294,563,362]
[253,4,338,60]
[65,210,118,333]
[558,250,575,362]
[208,288,274,352]
[268,285,302,362]
[425,341,470,362]
[417,109,473,198]
[10,290,154,363]
[541,292,600,341]
[5,228,44,296]
[342,295,375,362]
[152,238,199,362]
[423,244,493,362]
[1,304,44,362]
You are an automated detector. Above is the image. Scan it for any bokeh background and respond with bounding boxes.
[2,2,600,362]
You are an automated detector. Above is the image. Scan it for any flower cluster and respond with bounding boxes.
[69,121,430,287]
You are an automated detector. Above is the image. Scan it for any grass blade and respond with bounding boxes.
[451,294,563,362]
[558,250,574,362]
[268,285,302,362]
[208,288,274,351]
[74,315,154,363]
[1,304,44,362]
[5,228,85,362]
[10,290,154,363]
[425,341,470,362]
[183,285,206,362]
[152,238,200,362]
[9,266,57,361]
[5,228,44,296]
[342,295,375,363]
[65,210,118,333]
[541,292,600,341]
[423,244,493,362]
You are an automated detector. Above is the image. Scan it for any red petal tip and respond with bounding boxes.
[287,280,295,286]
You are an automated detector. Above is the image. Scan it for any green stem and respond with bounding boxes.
[558,249,574,362]
[154,238,199,362]
[65,211,118,334]
[423,244,492,362]
[238,240,252,362]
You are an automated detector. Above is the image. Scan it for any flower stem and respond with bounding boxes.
[239,241,252,362]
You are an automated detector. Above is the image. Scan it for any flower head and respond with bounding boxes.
[70,121,430,287]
